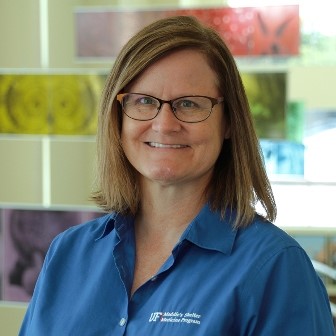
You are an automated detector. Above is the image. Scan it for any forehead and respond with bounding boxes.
[126,49,220,96]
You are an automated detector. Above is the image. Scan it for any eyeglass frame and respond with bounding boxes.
[116,93,225,123]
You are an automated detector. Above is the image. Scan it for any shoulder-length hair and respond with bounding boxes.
[92,15,276,228]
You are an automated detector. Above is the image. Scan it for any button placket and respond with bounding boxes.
[119,317,127,327]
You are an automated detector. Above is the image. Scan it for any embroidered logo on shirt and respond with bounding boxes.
[149,311,201,325]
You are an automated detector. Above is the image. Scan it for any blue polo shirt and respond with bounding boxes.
[19,204,334,335]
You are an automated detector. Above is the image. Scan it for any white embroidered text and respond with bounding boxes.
[149,312,201,325]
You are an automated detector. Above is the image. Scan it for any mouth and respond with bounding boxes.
[146,142,188,149]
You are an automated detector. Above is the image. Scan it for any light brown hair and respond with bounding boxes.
[92,15,276,228]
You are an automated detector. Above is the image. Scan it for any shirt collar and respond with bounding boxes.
[95,212,122,240]
[181,203,237,255]
[96,204,237,255]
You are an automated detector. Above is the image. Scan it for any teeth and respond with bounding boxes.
[148,142,186,148]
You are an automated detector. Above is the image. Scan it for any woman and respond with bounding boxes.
[19,16,334,335]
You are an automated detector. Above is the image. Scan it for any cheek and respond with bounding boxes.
[209,133,225,159]
[193,129,224,168]
[213,115,227,151]
[120,122,127,144]
[121,118,136,144]
[121,119,147,154]
[120,120,134,157]
[202,120,226,151]
[202,126,226,163]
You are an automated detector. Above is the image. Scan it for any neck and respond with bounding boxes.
[135,180,207,238]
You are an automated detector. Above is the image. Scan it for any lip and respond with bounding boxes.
[146,142,189,149]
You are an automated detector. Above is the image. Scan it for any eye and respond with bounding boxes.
[137,95,156,105]
[175,99,198,109]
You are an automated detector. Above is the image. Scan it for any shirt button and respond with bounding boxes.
[151,275,158,281]
[119,318,127,326]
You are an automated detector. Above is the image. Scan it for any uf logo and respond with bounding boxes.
[149,312,162,322]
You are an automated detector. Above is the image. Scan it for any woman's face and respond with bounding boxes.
[121,49,229,189]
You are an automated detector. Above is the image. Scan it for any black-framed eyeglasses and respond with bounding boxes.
[117,93,224,123]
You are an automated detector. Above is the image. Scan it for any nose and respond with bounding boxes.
[151,102,181,133]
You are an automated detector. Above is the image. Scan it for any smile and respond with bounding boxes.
[147,142,188,149]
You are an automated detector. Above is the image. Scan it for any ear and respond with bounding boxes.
[224,126,231,139]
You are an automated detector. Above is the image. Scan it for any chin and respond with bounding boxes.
[149,171,178,182]
[143,166,182,182]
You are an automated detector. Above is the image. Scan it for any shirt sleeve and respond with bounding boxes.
[18,233,63,336]
[240,245,335,335]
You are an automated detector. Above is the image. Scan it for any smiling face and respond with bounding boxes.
[121,49,229,189]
